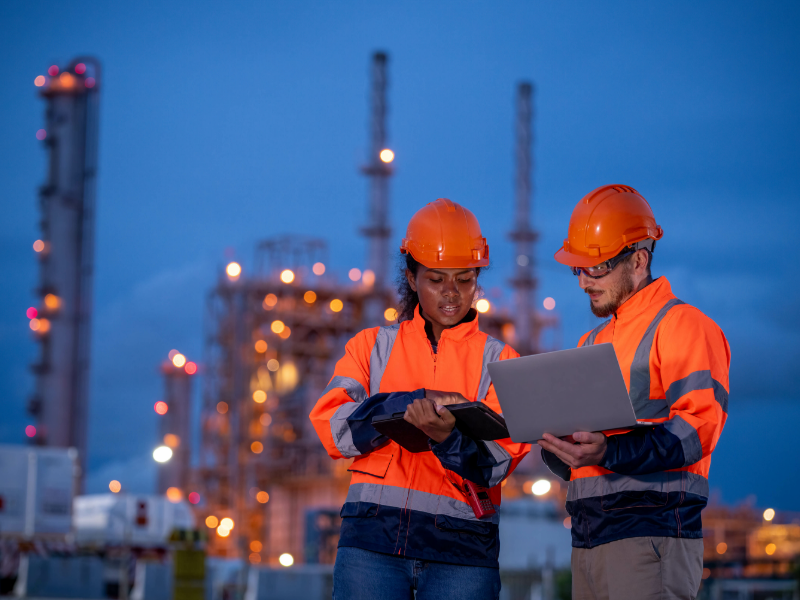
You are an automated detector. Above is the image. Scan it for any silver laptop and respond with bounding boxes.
[486,343,651,444]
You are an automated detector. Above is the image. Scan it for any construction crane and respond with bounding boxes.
[28,58,101,492]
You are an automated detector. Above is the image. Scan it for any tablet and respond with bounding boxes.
[372,402,509,453]
[487,343,651,443]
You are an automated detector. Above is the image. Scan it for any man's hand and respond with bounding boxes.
[404,398,457,443]
[537,431,608,468]
[425,390,468,406]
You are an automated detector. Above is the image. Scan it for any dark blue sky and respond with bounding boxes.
[1,1,798,509]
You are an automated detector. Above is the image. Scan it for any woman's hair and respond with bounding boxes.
[395,253,483,322]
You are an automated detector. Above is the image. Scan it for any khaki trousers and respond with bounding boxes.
[571,536,703,600]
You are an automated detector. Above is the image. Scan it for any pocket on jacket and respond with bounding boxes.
[347,449,393,478]
[433,478,494,537]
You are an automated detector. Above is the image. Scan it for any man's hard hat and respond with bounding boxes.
[401,198,489,269]
[554,184,663,268]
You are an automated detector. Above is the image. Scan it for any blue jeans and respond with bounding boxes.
[333,546,501,600]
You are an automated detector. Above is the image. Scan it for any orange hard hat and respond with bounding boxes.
[401,198,489,269]
[554,184,663,268]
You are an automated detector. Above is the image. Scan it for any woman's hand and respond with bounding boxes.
[404,398,457,443]
[425,390,468,406]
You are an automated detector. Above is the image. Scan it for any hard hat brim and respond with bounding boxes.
[404,247,489,270]
[553,247,612,269]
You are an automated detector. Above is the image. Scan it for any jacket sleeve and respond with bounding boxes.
[431,344,531,488]
[601,307,730,475]
[541,448,571,482]
[309,330,422,459]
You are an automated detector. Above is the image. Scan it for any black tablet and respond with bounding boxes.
[371,402,509,453]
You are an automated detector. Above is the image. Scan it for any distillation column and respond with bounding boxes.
[30,59,101,492]
[360,52,393,325]
[509,82,540,356]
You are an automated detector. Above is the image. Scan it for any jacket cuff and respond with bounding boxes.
[540,448,571,482]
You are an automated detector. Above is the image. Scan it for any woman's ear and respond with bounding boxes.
[406,269,417,292]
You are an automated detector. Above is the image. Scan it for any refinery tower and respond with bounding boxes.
[29,59,101,492]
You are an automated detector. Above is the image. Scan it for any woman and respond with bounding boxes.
[309,198,529,600]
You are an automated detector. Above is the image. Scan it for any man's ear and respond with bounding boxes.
[406,269,417,292]
[634,249,650,275]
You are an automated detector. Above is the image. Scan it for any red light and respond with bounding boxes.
[25,425,36,438]
[154,401,168,415]
[184,362,197,375]
[85,77,95,88]
[188,492,200,504]
[48,65,59,77]
[36,129,47,141]
[75,63,86,75]
[26,307,38,319]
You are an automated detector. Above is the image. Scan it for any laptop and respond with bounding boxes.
[486,343,652,444]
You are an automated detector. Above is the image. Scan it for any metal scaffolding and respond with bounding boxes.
[29,58,101,492]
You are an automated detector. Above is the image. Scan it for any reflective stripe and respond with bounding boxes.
[666,370,729,413]
[369,324,401,396]
[581,320,611,347]
[481,440,512,487]
[663,415,703,466]
[629,298,686,419]
[477,336,505,401]
[567,470,709,502]
[323,376,367,403]
[345,482,500,524]
[330,402,362,458]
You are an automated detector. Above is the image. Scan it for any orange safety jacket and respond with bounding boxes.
[542,276,730,548]
[309,306,530,567]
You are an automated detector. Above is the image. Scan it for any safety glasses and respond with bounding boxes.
[570,249,635,279]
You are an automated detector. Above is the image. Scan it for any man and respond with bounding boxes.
[539,184,730,600]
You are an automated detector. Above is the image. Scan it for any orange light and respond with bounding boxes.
[166,487,183,503]
[278,326,291,340]
[251,441,264,454]
[184,361,197,375]
[716,542,727,555]
[255,340,268,353]
[44,294,60,310]
[362,269,376,287]
[312,262,325,276]
[263,293,278,308]
[253,390,267,403]
[59,72,75,89]
[380,149,395,163]
[384,308,398,321]
[109,480,122,493]
[33,239,45,252]
[702,568,711,580]
[765,543,777,555]
[260,413,272,426]
[280,269,295,284]
[34,75,46,87]
[217,401,228,414]
[271,320,285,334]
[250,541,263,552]
[763,508,775,521]
[543,297,556,311]
[256,491,269,504]
[217,526,231,538]
[349,268,361,281]
[220,517,234,530]
[155,401,168,415]
[29,318,41,331]
[476,299,490,313]
[164,433,180,448]
[226,262,242,279]
[267,359,279,372]
[205,515,219,528]
[172,353,186,368]
[330,299,343,313]
[303,291,317,304]
[563,517,571,528]
[36,318,51,334]
[249,553,261,564]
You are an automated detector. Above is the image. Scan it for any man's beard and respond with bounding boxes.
[586,266,635,318]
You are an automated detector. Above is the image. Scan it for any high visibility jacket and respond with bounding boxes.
[309,306,530,567]
[542,277,730,548]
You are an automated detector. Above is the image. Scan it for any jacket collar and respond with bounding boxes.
[410,304,481,343]
[614,276,674,321]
